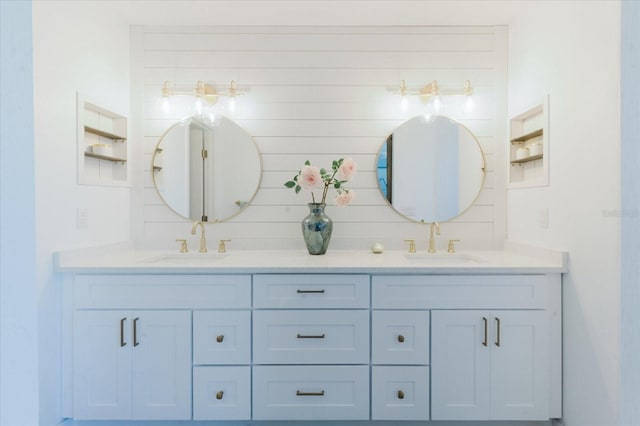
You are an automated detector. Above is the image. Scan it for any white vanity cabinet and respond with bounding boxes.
[372,274,560,422]
[61,262,562,424]
[431,310,549,420]
[252,274,371,420]
[73,310,191,420]
[68,274,251,421]
[192,310,252,420]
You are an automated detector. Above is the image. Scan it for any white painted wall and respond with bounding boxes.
[0,3,39,425]
[506,2,621,426]
[31,2,133,425]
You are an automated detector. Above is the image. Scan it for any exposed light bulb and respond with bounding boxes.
[228,97,236,114]
[195,97,204,115]
[465,95,475,112]
[432,95,442,113]
[205,111,217,125]
[161,97,171,114]
[400,95,408,112]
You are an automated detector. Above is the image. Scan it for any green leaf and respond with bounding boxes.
[334,182,341,188]
[304,160,311,166]
[293,175,298,181]
[320,168,326,175]
[332,160,338,169]
[284,181,296,188]
[295,185,301,194]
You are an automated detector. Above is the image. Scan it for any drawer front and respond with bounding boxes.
[253,310,369,364]
[193,366,251,420]
[253,274,369,308]
[252,365,369,420]
[372,275,547,309]
[193,311,251,365]
[372,366,430,421]
[372,310,430,365]
[75,275,251,309]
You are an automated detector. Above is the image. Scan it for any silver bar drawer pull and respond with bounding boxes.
[296,289,325,294]
[296,390,325,397]
[297,333,326,339]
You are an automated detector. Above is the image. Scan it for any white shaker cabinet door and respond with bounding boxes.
[432,310,550,421]
[490,310,549,420]
[431,310,491,420]
[73,310,191,420]
[131,310,192,420]
[73,310,132,420]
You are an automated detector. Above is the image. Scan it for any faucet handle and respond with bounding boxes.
[175,239,188,253]
[447,239,460,253]
[404,239,416,254]
[218,239,231,253]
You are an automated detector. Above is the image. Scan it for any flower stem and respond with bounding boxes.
[321,168,339,204]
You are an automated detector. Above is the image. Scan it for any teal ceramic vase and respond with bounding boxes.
[301,203,333,255]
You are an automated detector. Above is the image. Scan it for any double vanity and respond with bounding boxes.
[56,243,566,423]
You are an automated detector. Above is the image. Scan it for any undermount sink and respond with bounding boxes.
[144,252,229,265]
[403,252,484,264]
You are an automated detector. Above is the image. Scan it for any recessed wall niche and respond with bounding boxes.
[508,95,550,188]
[77,93,129,186]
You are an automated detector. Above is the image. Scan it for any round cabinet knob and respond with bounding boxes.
[216,335,224,343]
[397,334,405,343]
[216,391,224,400]
[397,390,405,399]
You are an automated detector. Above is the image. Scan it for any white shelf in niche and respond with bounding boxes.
[508,95,549,188]
[77,93,129,186]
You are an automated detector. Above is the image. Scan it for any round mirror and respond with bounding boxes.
[152,115,261,222]
[376,115,485,223]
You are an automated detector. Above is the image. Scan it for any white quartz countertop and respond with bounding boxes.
[55,242,568,274]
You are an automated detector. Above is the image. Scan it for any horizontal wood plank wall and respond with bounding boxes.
[136,26,505,250]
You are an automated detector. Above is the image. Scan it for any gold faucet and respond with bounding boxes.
[218,239,231,253]
[191,221,207,253]
[428,222,440,253]
[404,239,416,253]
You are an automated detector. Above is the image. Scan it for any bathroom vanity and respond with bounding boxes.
[56,244,565,423]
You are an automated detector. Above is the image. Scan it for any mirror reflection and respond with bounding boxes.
[377,115,485,223]
[152,115,261,222]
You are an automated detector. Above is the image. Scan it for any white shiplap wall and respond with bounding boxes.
[132,26,506,250]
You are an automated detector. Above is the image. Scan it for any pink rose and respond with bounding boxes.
[299,165,324,190]
[338,158,358,181]
[335,190,355,207]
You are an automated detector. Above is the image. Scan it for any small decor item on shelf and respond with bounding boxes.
[89,143,113,157]
[529,142,543,156]
[284,158,357,255]
[516,147,530,160]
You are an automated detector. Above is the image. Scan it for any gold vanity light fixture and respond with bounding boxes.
[394,79,474,114]
[160,80,245,114]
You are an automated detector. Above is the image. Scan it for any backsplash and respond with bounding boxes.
[132,25,506,250]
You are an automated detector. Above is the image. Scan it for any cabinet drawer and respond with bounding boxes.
[193,366,251,420]
[253,310,369,364]
[372,366,430,421]
[75,275,251,309]
[253,274,369,308]
[372,275,547,309]
[252,366,369,420]
[193,311,251,365]
[372,310,429,365]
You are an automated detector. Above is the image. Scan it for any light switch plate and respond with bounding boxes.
[76,208,89,229]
